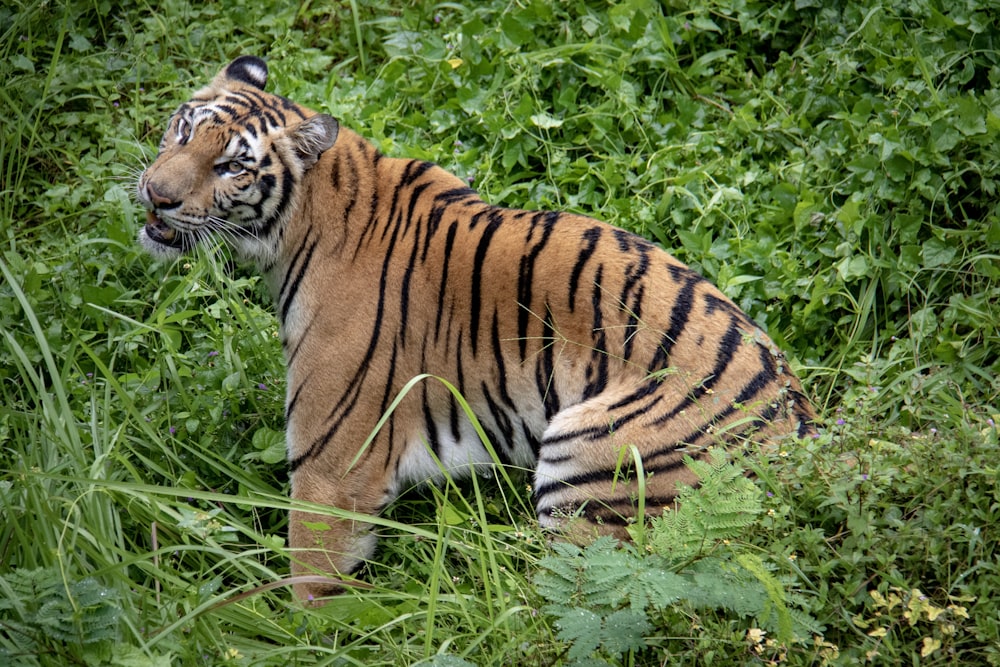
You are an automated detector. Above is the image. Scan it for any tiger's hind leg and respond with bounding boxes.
[532,373,797,537]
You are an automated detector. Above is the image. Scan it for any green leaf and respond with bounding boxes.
[499,13,532,47]
[899,245,922,271]
[11,54,34,73]
[601,609,650,654]
[252,426,286,464]
[530,112,563,129]
[922,237,957,268]
[555,607,604,660]
[954,96,986,136]
[836,255,869,281]
[221,371,242,393]
[835,197,862,227]
[69,33,93,52]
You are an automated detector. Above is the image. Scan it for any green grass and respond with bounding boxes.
[1,0,998,664]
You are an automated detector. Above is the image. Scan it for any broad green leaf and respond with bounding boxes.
[922,237,957,268]
[954,96,986,136]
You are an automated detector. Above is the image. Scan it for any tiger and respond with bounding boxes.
[136,55,816,603]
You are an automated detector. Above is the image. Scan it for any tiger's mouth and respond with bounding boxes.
[144,210,186,250]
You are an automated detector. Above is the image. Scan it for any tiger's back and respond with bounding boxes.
[137,56,815,602]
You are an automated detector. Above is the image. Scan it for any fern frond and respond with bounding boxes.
[0,567,120,651]
[647,448,762,561]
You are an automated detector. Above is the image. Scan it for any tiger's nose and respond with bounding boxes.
[147,183,177,207]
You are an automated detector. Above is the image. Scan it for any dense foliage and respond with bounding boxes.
[1,0,997,664]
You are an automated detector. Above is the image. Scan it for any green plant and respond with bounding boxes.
[535,450,821,665]
[0,567,121,666]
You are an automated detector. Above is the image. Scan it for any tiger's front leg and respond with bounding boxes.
[288,465,385,603]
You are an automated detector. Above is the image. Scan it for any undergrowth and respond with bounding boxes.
[1,0,998,664]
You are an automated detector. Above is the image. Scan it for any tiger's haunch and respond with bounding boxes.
[136,55,816,603]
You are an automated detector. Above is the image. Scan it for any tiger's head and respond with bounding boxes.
[137,56,339,264]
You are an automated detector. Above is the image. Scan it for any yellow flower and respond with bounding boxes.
[747,627,766,644]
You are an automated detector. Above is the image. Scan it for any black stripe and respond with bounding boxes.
[541,424,609,446]
[648,267,700,371]
[360,151,381,251]
[608,494,681,510]
[642,364,786,470]
[258,173,277,201]
[279,234,318,323]
[273,93,307,118]
[256,161,294,239]
[619,247,650,360]
[535,455,691,508]
[608,378,661,410]
[285,371,311,422]
[580,392,663,441]
[538,308,561,419]
[435,187,477,204]
[469,212,502,356]
[704,293,755,330]
[491,308,516,408]
[522,421,542,459]
[401,160,435,186]
[360,153,409,253]
[434,221,459,344]
[622,284,644,360]
[330,150,341,190]
[213,104,240,120]
[517,211,559,359]
[454,326,468,405]
[535,466,625,503]
[422,379,442,461]
[422,203,445,263]
[568,226,602,312]
[278,229,312,304]
[448,392,462,444]
[481,384,514,465]
[399,210,422,348]
[583,265,608,399]
[403,182,430,236]
[732,344,778,406]
[612,228,633,252]
[650,315,744,427]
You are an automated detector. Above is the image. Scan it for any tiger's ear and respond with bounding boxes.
[288,114,339,169]
[216,55,268,90]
